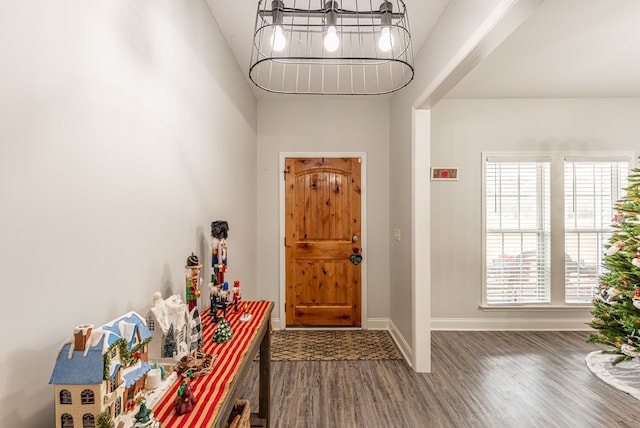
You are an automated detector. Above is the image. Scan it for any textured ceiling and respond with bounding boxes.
[446,0,640,99]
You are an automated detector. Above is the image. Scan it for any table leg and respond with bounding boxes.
[258,323,271,428]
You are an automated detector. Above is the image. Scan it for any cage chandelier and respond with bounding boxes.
[249,0,414,95]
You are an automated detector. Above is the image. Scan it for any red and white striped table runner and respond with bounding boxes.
[153,300,271,427]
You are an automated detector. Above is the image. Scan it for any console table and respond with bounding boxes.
[152,300,273,427]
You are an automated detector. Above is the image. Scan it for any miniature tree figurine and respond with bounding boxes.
[134,399,161,428]
[185,253,202,311]
[163,324,177,358]
[97,411,114,428]
[174,372,198,415]
[588,160,640,364]
[152,360,166,381]
[213,318,233,343]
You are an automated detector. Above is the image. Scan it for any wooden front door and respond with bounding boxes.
[285,157,362,327]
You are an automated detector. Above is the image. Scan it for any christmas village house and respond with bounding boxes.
[146,292,203,362]
[49,312,152,428]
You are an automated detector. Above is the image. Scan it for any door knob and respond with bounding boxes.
[350,247,362,265]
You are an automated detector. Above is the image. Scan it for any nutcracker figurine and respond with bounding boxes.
[209,282,229,323]
[210,221,229,287]
[209,283,222,319]
[209,221,229,321]
[232,280,241,313]
[220,281,231,319]
[185,253,202,311]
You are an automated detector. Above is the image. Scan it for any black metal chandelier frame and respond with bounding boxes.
[249,0,414,95]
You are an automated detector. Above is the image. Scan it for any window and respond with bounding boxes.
[81,389,95,405]
[484,158,550,304]
[59,389,72,405]
[483,153,631,306]
[61,414,74,428]
[147,315,155,331]
[127,387,135,401]
[564,159,629,303]
[114,397,122,417]
[82,413,95,428]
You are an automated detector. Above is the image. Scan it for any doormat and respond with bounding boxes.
[264,330,403,361]
[586,350,640,401]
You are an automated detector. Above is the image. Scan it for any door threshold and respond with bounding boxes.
[282,326,363,330]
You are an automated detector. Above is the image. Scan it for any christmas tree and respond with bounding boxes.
[163,324,177,358]
[133,399,161,428]
[97,411,114,428]
[588,161,640,364]
[213,318,233,343]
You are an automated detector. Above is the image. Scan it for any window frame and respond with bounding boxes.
[481,151,634,309]
[81,389,95,405]
[61,413,74,428]
[563,156,630,304]
[59,389,72,405]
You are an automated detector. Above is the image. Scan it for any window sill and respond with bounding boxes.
[479,304,592,312]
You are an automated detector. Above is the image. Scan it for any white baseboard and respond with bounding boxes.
[272,317,282,330]
[431,317,593,331]
[272,315,591,333]
[365,317,389,330]
[388,319,413,368]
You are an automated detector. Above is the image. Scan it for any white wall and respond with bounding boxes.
[430,98,640,329]
[256,98,390,326]
[389,0,530,370]
[0,1,257,427]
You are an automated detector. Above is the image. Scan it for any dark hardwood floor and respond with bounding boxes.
[237,331,640,428]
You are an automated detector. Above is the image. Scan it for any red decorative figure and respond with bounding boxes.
[232,280,241,313]
[174,375,198,415]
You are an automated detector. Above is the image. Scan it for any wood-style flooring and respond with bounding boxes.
[237,331,640,428]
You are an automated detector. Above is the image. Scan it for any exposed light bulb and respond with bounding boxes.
[378,27,394,52]
[324,26,339,52]
[270,25,286,52]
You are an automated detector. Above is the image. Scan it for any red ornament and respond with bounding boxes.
[441,170,449,178]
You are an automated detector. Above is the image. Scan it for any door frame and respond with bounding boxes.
[279,152,368,329]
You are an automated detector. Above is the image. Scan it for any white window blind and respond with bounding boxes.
[485,160,551,304]
[564,159,629,304]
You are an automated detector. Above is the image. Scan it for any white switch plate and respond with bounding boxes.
[393,228,401,241]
